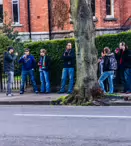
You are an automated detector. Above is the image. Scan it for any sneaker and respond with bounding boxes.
[35,91,39,94]
[7,94,13,97]
[20,91,24,94]
[67,91,73,94]
[45,92,50,94]
[58,91,65,94]
[126,91,131,94]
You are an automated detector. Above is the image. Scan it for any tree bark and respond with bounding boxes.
[71,0,98,100]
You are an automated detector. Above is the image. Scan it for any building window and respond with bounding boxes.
[0,0,3,23]
[12,0,20,23]
[106,0,114,18]
[91,0,95,17]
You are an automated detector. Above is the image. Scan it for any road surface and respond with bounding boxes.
[0,106,131,146]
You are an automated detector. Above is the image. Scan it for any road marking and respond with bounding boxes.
[14,114,131,119]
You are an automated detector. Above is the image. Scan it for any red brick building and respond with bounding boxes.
[1,0,131,41]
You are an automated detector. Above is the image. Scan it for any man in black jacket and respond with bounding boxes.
[4,47,17,96]
[58,43,75,94]
[122,49,131,93]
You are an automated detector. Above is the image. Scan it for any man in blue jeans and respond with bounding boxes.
[58,43,75,94]
[98,47,117,94]
[38,49,51,93]
[4,47,18,96]
[122,49,131,94]
[19,48,38,94]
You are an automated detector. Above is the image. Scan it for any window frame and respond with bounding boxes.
[12,0,20,24]
[91,0,96,17]
[0,0,3,24]
[106,0,114,18]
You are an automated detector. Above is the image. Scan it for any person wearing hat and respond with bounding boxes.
[4,47,18,96]
[19,48,38,94]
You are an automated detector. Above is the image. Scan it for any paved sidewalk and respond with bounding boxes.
[106,93,131,106]
[0,92,131,106]
[0,93,68,105]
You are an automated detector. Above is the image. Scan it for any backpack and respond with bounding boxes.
[109,55,117,70]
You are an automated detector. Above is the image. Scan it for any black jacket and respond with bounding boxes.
[103,53,115,72]
[122,49,131,69]
[62,49,75,68]
[4,52,17,72]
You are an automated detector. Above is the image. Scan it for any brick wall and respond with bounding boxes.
[3,0,131,39]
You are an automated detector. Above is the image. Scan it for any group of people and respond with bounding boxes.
[98,42,131,94]
[4,43,75,97]
[4,41,131,97]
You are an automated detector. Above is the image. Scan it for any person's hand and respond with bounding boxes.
[9,50,12,54]
[98,59,101,63]
[38,62,41,66]
[15,52,18,56]
[115,48,120,54]
[23,55,27,58]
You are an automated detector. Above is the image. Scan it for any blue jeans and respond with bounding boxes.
[99,71,114,94]
[5,71,14,94]
[20,70,38,92]
[124,68,131,92]
[40,70,50,92]
[60,68,74,93]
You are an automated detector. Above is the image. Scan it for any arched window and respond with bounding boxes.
[91,0,95,16]
[12,0,20,23]
[106,0,114,17]
[0,0,3,23]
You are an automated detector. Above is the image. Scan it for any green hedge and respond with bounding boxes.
[1,31,131,87]
[24,38,75,86]
[95,31,131,56]
[24,31,131,86]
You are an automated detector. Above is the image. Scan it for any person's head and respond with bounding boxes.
[24,48,30,56]
[119,42,128,51]
[66,42,72,50]
[40,49,47,56]
[104,47,111,55]
[8,47,14,54]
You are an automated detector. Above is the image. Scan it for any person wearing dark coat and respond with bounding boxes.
[4,47,17,96]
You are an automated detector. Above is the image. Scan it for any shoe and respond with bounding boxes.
[67,91,73,94]
[40,91,45,94]
[126,91,131,94]
[58,91,65,94]
[45,92,50,94]
[20,91,24,94]
[35,91,39,94]
[121,91,126,93]
[6,93,14,96]
[7,94,13,97]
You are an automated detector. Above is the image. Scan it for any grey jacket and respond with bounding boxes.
[4,52,17,72]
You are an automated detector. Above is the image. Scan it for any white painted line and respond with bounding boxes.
[14,114,131,119]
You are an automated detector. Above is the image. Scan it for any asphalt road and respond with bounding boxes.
[0,106,131,146]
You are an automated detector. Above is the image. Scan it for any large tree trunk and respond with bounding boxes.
[71,0,98,100]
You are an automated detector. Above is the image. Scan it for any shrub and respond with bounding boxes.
[0,34,13,71]
[24,38,75,86]
[24,31,131,87]
[95,31,131,56]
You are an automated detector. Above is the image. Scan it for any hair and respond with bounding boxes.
[104,47,110,54]
[8,47,14,51]
[67,42,72,45]
[25,48,30,52]
[120,42,128,50]
[40,49,47,54]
